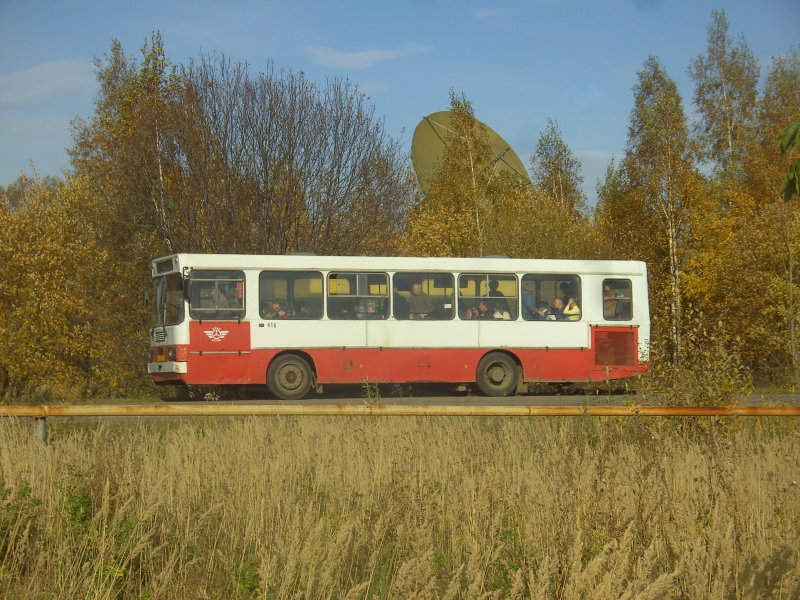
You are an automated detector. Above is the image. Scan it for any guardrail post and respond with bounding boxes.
[35,417,48,444]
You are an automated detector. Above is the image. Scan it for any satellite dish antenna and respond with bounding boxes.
[411,110,531,194]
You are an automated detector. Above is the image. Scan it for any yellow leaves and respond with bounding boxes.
[681,189,800,377]
[0,174,152,401]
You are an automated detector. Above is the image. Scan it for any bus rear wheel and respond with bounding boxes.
[476,352,518,397]
[268,354,313,400]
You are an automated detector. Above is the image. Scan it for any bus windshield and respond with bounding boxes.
[153,273,185,328]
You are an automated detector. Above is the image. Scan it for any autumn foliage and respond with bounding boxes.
[595,13,799,387]
[0,35,412,401]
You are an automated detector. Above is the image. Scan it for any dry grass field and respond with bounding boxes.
[1,414,798,599]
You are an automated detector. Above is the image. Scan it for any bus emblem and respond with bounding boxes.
[204,327,229,342]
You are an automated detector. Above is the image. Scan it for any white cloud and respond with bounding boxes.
[304,43,431,69]
[0,60,94,106]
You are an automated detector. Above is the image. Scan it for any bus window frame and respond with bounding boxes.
[392,272,455,321]
[603,278,633,321]
[188,269,246,321]
[458,273,518,320]
[520,274,582,322]
[153,273,185,328]
[259,270,324,320]
[327,272,390,320]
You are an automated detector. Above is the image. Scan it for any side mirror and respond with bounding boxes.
[183,278,192,302]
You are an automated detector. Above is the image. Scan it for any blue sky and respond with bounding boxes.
[1,0,797,202]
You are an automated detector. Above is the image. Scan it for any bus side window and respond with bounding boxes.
[259,271,323,320]
[189,270,245,320]
[328,272,389,320]
[459,274,517,320]
[392,272,454,320]
[603,279,632,321]
[521,274,580,322]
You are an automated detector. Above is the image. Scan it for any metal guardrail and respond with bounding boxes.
[2,404,800,417]
[2,404,798,444]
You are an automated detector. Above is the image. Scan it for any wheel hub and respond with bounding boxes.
[278,365,302,390]
[488,364,507,384]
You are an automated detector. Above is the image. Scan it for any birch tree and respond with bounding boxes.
[529,118,587,215]
[71,36,412,258]
[620,56,700,365]
[689,9,759,180]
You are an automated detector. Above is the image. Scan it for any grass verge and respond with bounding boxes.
[1,415,798,599]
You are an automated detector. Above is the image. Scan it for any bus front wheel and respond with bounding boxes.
[267,354,313,400]
[476,352,518,397]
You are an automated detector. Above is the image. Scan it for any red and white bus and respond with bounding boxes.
[148,254,649,399]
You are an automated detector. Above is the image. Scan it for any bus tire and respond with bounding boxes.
[476,352,518,397]
[267,354,313,400]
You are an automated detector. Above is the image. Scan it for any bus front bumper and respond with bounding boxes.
[148,361,187,375]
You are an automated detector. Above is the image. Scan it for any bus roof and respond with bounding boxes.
[153,253,647,278]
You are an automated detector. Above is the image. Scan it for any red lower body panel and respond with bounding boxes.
[150,326,642,386]
[158,349,642,386]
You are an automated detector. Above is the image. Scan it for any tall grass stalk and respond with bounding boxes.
[1,415,798,598]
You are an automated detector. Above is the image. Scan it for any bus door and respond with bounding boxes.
[186,270,251,384]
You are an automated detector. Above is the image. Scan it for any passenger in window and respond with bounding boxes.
[492,301,511,320]
[488,279,504,297]
[293,302,315,319]
[361,301,381,320]
[276,303,291,319]
[207,286,230,309]
[563,296,581,321]
[603,283,622,318]
[353,304,366,319]
[262,299,281,319]
[547,298,565,320]
[533,301,549,320]
[521,282,537,319]
[487,279,511,313]
[222,285,241,308]
[466,299,492,320]
[559,283,572,306]
[408,282,434,319]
